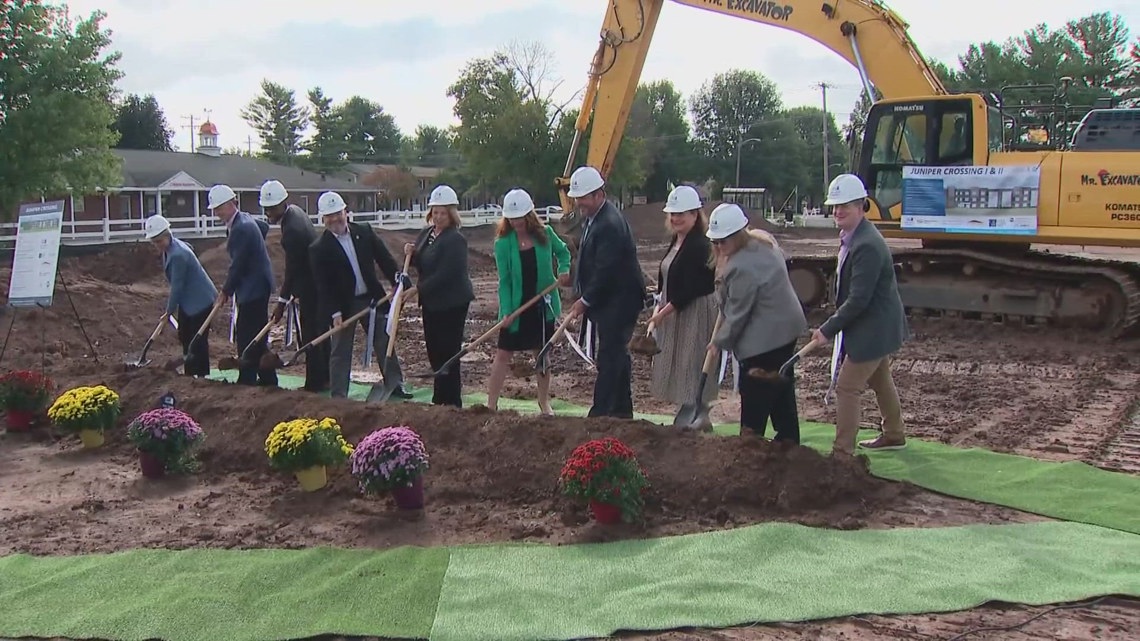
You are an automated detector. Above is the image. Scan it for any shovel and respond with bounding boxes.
[747,337,828,381]
[163,298,226,371]
[535,313,577,375]
[672,312,725,431]
[260,292,393,370]
[414,281,560,379]
[629,312,661,356]
[384,253,415,360]
[125,314,169,369]
[217,297,294,371]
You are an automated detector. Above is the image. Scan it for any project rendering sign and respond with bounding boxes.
[8,200,65,307]
[901,165,1041,235]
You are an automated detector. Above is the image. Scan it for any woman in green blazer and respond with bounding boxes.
[486,188,572,415]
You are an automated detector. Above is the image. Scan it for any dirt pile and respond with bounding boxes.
[622,200,780,244]
[0,364,897,554]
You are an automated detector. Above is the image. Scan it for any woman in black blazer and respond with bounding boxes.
[645,186,719,410]
[403,185,475,407]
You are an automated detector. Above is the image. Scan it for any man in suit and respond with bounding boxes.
[208,184,278,387]
[811,174,909,454]
[145,215,217,377]
[565,166,647,419]
[309,191,413,401]
[259,179,329,393]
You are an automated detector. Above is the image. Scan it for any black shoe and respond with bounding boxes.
[391,386,414,400]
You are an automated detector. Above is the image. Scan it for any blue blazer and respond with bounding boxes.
[163,237,217,316]
[223,211,275,304]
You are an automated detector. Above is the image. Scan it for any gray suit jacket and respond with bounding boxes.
[163,237,217,317]
[819,218,908,362]
[223,211,275,305]
[713,241,807,360]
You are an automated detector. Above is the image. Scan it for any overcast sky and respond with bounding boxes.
[65,0,1140,154]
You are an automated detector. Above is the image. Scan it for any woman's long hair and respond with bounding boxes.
[713,227,781,276]
[495,210,549,245]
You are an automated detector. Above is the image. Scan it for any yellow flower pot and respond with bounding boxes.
[78,429,104,449]
[295,466,327,492]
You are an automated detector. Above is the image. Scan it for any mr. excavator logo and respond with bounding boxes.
[1081,170,1140,186]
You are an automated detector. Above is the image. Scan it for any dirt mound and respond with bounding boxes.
[0,364,897,554]
[623,200,779,244]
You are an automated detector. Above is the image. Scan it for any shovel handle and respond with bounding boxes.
[384,253,416,359]
[239,297,293,360]
[147,315,168,342]
[283,292,394,365]
[776,336,829,376]
[469,280,561,353]
[699,313,725,375]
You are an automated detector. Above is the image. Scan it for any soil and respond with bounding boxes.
[1,205,1138,640]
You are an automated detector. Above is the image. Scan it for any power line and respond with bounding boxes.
[817,81,834,194]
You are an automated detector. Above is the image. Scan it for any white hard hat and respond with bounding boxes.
[317,191,347,217]
[207,184,236,210]
[427,185,459,207]
[567,166,605,198]
[706,203,749,240]
[663,185,702,213]
[259,180,288,207]
[501,188,534,219]
[144,215,170,240]
[823,174,868,205]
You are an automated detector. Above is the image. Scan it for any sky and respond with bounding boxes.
[62,0,1140,155]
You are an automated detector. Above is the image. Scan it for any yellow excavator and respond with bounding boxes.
[554,0,1140,335]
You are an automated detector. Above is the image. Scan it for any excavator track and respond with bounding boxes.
[785,246,1140,337]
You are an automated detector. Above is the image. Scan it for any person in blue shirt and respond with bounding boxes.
[144,215,218,377]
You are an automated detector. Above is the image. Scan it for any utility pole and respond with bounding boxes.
[817,82,833,200]
[245,135,255,155]
[180,114,196,152]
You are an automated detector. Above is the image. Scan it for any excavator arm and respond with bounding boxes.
[555,0,948,243]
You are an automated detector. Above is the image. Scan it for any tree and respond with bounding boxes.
[366,166,418,208]
[408,124,454,168]
[301,87,346,173]
[626,80,695,202]
[0,2,123,218]
[842,88,881,170]
[113,93,173,151]
[241,79,310,165]
[335,96,403,164]
[783,105,844,203]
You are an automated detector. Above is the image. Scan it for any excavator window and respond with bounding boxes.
[860,99,976,212]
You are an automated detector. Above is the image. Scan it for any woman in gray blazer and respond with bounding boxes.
[706,203,807,444]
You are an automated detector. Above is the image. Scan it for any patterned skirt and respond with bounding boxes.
[649,292,720,405]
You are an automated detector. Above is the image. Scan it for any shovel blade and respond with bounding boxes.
[217,356,241,371]
[260,351,289,370]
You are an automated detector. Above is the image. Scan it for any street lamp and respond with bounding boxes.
[735,137,764,187]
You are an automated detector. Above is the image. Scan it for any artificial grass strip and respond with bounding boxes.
[207,370,1140,535]
[428,521,1140,641]
[0,545,450,641]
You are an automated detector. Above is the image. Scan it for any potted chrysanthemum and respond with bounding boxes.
[348,425,430,509]
[46,384,121,448]
[264,416,353,491]
[0,370,54,431]
[559,436,649,524]
[126,408,206,478]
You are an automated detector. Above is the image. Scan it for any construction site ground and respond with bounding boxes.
[1,201,1138,640]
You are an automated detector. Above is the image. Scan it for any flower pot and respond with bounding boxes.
[78,429,104,449]
[139,451,166,478]
[6,409,36,432]
[589,500,622,525]
[391,475,425,510]
[295,465,327,492]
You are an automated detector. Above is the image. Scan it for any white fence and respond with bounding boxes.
[0,207,566,248]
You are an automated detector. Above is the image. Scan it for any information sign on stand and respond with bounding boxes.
[7,201,65,307]
[901,165,1041,235]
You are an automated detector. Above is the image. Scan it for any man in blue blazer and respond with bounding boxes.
[207,184,277,387]
[145,215,218,377]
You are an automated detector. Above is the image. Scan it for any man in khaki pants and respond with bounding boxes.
[811,174,908,453]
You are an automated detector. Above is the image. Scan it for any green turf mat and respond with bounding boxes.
[0,546,450,641]
[429,521,1140,641]
[206,370,1140,536]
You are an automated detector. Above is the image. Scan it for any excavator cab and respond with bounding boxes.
[856,95,998,226]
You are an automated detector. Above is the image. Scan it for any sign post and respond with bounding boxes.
[901,165,1041,235]
[7,201,65,307]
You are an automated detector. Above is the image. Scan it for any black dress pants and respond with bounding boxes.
[297,296,329,392]
[422,303,468,407]
[177,307,211,377]
[587,310,636,419]
[738,339,800,443]
[234,297,278,387]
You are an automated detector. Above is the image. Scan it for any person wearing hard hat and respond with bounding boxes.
[485,187,572,415]
[259,179,328,393]
[402,184,475,407]
[705,203,807,443]
[309,190,412,401]
[645,185,719,411]
[564,166,647,419]
[144,215,218,377]
[812,174,908,454]
[207,183,277,387]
